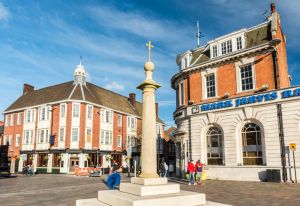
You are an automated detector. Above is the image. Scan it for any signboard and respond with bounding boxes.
[290,143,297,151]
[22,154,27,161]
[185,88,300,118]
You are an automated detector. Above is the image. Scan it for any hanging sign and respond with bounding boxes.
[290,143,297,151]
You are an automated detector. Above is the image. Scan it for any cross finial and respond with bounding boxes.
[146,41,154,62]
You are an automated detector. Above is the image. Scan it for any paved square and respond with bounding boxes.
[1,174,300,206]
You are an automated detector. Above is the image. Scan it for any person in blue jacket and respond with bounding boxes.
[106,160,121,189]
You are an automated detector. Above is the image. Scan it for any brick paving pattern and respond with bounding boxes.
[0,174,300,206]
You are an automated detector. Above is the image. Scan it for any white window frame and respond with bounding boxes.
[60,103,67,118]
[236,36,242,50]
[17,112,22,125]
[127,116,137,129]
[72,103,80,118]
[117,115,122,127]
[59,127,66,142]
[100,130,112,145]
[201,68,218,99]
[212,45,218,58]
[71,127,79,142]
[117,135,122,147]
[8,135,12,146]
[39,107,46,121]
[16,134,20,146]
[85,128,92,143]
[3,135,8,145]
[235,57,256,93]
[5,115,10,126]
[178,81,184,106]
[87,105,93,120]
[10,114,14,126]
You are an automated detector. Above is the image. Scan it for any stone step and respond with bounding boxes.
[98,190,206,206]
[130,177,168,186]
[76,198,109,206]
[120,183,180,196]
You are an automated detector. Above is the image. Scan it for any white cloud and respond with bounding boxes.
[0,2,10,20]
[104,81,125,91]
[87,5,194,49]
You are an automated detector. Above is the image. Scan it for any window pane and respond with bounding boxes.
[240,65,254,91]
[207,127,223,165]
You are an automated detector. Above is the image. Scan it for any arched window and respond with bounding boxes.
[242,123,263,165]
[207,127,223,165]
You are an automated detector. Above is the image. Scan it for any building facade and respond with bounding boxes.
[2,62,164,174]
[171,4,299,182]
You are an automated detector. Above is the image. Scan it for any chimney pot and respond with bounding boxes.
[271,3,276,13]
[129,93,136,108]
[23,83,34,95]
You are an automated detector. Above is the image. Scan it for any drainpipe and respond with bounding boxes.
[271,42,288,183]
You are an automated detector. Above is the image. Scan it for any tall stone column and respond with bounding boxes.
[137,42,160,178]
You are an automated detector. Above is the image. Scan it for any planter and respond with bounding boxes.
[51,168,60,174]
[122,167,128,173]
[36,168,47,174]
[103,168,110,174]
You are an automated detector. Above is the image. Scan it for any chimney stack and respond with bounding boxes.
[271,3,276,13]
[155,102,158,118]
[129,93,136,108]
[23,83,34,95]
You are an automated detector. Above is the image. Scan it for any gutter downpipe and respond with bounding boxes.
[272,47,288,183]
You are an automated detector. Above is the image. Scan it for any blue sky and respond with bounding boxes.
[0,0,299,127]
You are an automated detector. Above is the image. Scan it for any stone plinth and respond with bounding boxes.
[98,189,206,206]
[120,182,180,196]
[130,177,168,185]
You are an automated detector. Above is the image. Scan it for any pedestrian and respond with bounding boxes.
[195,160,203,184]
[159,161,165,177]
[164,162,168,177]
[112,160,119,173]
[187,160,196,186]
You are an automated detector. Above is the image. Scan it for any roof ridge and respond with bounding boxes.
[86,82,142,104]
[30,81,73,93]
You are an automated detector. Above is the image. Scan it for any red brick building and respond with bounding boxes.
[171,4,299,182]
[2,62,164,174]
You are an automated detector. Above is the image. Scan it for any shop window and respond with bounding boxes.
[207,127,223,165]
[242,123,263,165]
[37,153,48,167]
[52,153,61,167]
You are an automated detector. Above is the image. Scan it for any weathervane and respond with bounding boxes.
[146,41,154,62]
[196,20,204,47]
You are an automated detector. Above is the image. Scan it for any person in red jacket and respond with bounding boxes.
[187,160,196,186]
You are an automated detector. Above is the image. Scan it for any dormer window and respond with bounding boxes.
[237,36,242,50]
[178,51,192,70]
[209,32,245,59]
[212,46,218,58]
[221,40,232,55]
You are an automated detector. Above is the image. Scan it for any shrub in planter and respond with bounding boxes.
[51,168,60,174]
[36,168,47,174]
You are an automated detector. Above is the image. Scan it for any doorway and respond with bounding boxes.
[69,157,79,173]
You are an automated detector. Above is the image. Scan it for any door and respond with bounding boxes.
[69,158,79,173]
